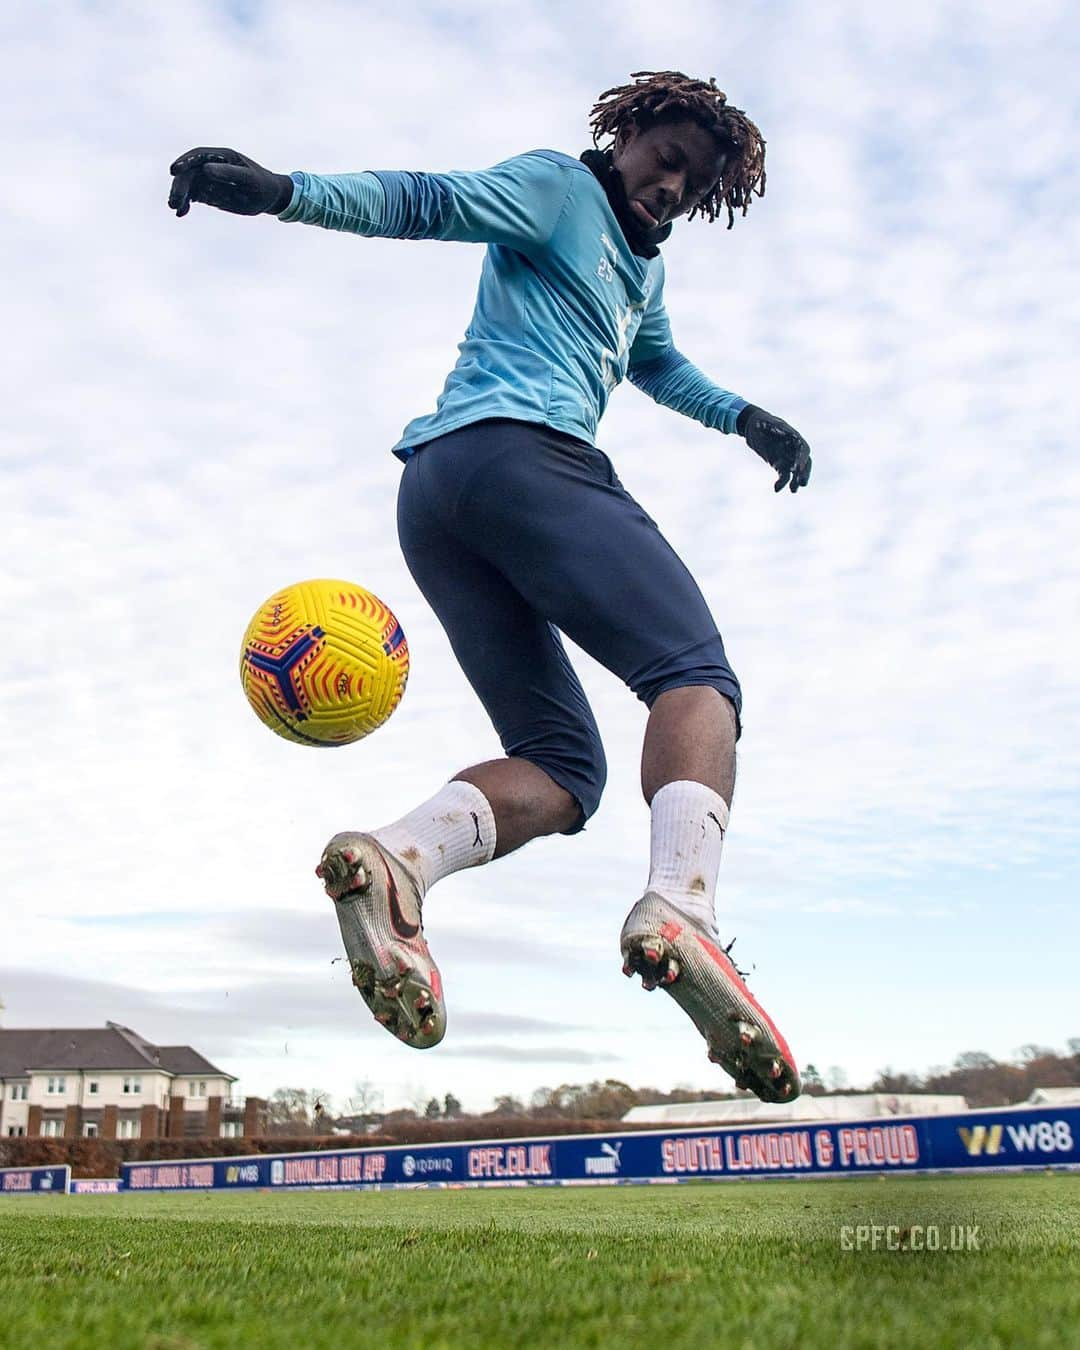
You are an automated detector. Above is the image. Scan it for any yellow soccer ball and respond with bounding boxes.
[239,579,409,746]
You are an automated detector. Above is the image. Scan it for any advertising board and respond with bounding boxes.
[119,1106,1080,1193]
[0,1165,71,1194]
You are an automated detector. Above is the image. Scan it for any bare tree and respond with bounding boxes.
[265,1087,333,1135]
[347,1080,384,1120]
[1015,1043,1056,1064]
[871,1068,924,1094]
[406,1082,433,1115]
[954,1051,997,1071]
[486,1094,526,1117]
[801,1064,825,1096]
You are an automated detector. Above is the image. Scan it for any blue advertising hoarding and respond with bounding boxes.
[70,1178,122,1194]
[118,1104,1079,1193]
[0,1165,70,1194]
[924,1106,1078,1170]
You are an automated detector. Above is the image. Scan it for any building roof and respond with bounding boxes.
[156,1046,229,1077]
[0,1023,234,1081]
[622,1093,969,1126]
[1026,1086,1080,1105]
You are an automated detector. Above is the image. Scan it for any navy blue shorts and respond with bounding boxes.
[397,419,742,831]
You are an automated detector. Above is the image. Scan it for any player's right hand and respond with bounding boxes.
[168,148,295,218]
[737,405,813,494]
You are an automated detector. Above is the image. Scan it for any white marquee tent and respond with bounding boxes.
[621,1094,969,1127]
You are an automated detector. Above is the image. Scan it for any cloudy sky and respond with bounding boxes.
[1,0,1077,1115]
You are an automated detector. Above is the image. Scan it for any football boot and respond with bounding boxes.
[621,892,800,1103]
[316,832,445,1048]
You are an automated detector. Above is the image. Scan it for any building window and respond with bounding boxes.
[221,1121,243,1138]
[88,1080,100,1096]
[42,1119,64,1137]
[9,1084,28,1101]
[84,1123,99,1138]
[117,1118,140,1140]
[6,1126,26,1137]
[46,1076,67,1095]
[189,1080,207,1098]
[122,1077,142,1095]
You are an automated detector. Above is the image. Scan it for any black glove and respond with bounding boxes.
[168,147,295,218]
[737,404,813,493]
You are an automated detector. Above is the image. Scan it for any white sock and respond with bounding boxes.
[647,780,729,933]
[371,780,496,896]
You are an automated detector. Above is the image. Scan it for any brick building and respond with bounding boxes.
[0,1022,264,1140]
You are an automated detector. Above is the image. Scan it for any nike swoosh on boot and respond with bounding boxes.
[316,832,445,1048]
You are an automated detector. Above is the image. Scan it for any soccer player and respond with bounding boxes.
[170,71,811,1102]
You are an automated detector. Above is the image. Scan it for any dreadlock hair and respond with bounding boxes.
[588,70,766,228]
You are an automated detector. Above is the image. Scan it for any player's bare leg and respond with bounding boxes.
[317,778,495,1049]
[640,685,736,804]
[454,757,579,854]
[621,686,801,1103]
[316,758,574,1047]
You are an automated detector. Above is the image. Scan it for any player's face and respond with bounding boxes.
[611,118,728,229]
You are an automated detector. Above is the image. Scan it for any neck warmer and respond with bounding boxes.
[579,148,672,259]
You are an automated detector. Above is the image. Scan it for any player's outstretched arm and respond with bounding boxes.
[169,148,295,217]
[629,349,813,493]
[628,284,812,494]
[276,154,573,252]
[170,148,573,254]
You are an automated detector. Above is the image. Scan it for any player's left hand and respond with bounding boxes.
[737,405,813,493]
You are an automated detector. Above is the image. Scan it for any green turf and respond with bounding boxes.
[1,1174,1078,1348]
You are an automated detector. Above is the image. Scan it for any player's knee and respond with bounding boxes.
[578,731,607,822]
[551,724,607,827]
[639,669,743,740]
[506,719,606,832]
[558,739,605,835]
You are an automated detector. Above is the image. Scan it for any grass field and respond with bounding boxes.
[1,1174,1078,1348]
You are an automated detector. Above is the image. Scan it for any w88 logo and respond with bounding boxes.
[1006,1119,1074,1153]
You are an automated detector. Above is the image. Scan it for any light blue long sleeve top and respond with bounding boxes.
[278,150,747,458]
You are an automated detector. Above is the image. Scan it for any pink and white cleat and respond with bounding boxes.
[316,832,445,1049]
[620,893,801,1103]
